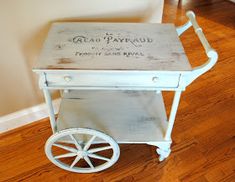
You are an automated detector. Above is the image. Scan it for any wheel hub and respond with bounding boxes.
[77,150,88,158]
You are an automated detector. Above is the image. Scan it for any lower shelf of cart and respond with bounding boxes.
[56,90,168,143]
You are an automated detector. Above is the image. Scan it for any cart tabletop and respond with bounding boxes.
[33,23,191,72]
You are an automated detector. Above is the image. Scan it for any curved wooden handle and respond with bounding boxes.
[176,11,218,86]
[186,11,217,58]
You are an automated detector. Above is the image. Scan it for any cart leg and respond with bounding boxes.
[43,89,56,133]
[155,91,182,161]
[165,91,182,141]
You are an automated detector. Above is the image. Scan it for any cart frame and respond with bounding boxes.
[34,11,218,171]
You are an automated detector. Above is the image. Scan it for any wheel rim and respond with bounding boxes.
[45,128,120,173]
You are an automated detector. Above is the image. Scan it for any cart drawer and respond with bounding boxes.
[45,72,180,88]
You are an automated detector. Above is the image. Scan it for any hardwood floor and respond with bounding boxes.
[0,0,234,181]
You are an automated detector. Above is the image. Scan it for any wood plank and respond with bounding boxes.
[33,23,191,71]
[57,91,167,143]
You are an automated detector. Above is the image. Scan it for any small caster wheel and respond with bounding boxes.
[158,154,165,162]
[156,148,171,162]
[45,128,120,173]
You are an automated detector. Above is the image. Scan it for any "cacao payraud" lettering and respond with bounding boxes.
[72,33,153,47]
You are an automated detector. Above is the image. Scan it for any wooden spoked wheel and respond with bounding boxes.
[45,128,120,173]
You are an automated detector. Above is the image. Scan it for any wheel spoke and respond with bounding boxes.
[83,135,96,151]
[70,155,82,168]
[84,156,94,169]
[88,153,111,162]
[69,134,82,150]
[53,143,77,153]
[54,152,77,159]
[88,146,112,153]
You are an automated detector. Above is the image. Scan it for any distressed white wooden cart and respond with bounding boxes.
[33,11,217,173]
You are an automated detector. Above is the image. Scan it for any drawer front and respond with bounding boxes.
[45,72,180,88]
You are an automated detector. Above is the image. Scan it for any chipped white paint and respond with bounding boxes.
[34,11,218,173]
[33,23,191,71]
[44,71,181,89]
[57,91,168,143]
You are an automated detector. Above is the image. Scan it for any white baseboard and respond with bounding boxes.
[0,99,61,134]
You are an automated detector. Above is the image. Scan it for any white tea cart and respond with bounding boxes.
[33,11,217,173]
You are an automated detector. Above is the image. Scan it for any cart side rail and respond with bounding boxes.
[177,11,218,86]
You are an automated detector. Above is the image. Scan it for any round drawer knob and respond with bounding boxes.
[152,76,158,83]
[64,75,72,82]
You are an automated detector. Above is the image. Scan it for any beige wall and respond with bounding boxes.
[0,0,163,116]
